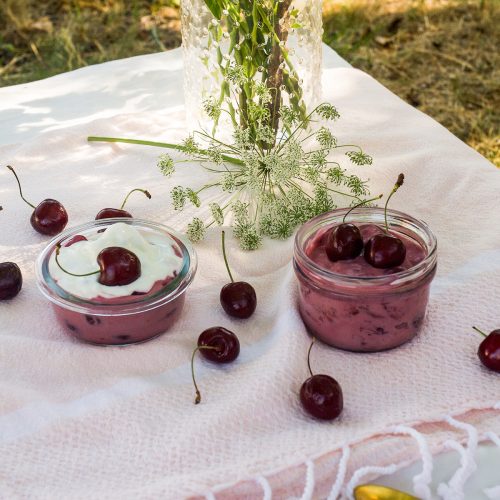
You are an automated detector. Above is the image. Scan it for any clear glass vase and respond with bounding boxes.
[181,0,323,134]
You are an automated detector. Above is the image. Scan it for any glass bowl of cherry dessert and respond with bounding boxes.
[36,218,197,345]
[293,206,437,352]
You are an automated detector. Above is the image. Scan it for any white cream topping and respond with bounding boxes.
[49,222,183,299]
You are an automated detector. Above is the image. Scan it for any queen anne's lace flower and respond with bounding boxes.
[158,154,175,176]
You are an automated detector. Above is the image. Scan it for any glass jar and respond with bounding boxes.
[181,0,323,132]
[36,219,197,346]
[293,208,437,352]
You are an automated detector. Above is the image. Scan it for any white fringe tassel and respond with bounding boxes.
[327,445,351,500]
[344,463,399,500]
[256,475,273,500]
[297,459,315,500]
[483,428,500,500]
[392,425,434,500]
[437,415,478,500]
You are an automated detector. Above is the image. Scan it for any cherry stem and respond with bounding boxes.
[6,165,36,209]
[221,230,234,283]
[307,337,316,378]
[120,188,151,210]
[384,173,405,233]
[472,326,488,338]
[342,194,383,223]
[55,244,100,277]
[191,345,220,405]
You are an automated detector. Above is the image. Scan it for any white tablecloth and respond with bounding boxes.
[1,45,499,499]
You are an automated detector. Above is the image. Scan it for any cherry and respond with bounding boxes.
[0,262,22,300]
[300,339,343,420]
[325,195,382,262]
[219,231,256,319]
[55,245,141,287]
[96,247,141,286]
[364,233,406,269]
[326,223,363,261]
[7,165,68,236]
[473,326,500,373]
[364,173,406,269]
[95,188,151,220]
[65,235,87,247]
[191,327,240,404]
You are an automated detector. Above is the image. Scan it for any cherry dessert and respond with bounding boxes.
[300,338,343,420]
[7,165,68,236]
[473,326,500,373]
[95,188,151,220]
[191,327,240,404]
[0,262,23,300]
[364,174,406,269]
[219,231,257,319]
[55,244,141,287]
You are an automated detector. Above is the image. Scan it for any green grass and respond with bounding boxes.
[0,0,498,166]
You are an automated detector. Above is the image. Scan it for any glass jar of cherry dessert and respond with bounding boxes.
[293,207,437,352]
[36,219,197,346]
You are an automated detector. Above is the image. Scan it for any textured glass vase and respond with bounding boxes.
[181,0,323,133]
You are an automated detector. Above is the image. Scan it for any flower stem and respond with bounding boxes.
[221,230,234,283]
[87,136,245,166]
[120,189,151,210]
[6,165,36,209]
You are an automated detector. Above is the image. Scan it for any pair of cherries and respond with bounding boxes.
[190,230,256,404]
[326,174,406,269]
[7,165,151,236]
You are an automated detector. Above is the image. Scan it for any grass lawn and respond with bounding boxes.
[0,0,498,166]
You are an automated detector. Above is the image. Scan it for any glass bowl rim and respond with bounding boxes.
[35,218,197,316]
[294,207,437,288]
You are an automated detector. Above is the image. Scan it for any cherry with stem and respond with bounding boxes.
[364,173,407,269]
[95,188,151,220]
[55,244,141,286]
[300,337,343,421]
[325,194,383,262]
[7,165,68,236]
[473,326,500,373]
[220,231,257,319]
[191,327,240,404]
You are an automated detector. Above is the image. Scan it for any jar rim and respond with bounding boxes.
[294,207,437,290]
[35,218,197,316]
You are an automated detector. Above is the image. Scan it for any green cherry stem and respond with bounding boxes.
[384,173,405,233]
[55,244,100,277]
[120,188,151,210]
[307,337,316,378]
[191,345,220,405]
[342,194,383,223]
[472,326,488,338]
[6,165,36,209]
[221,230,234,283]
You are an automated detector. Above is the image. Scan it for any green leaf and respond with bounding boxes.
[204,0,222,20]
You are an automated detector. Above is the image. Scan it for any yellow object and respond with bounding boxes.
[354,484,420,500]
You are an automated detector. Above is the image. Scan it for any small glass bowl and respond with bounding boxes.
[293,208,437,352]
[36,218,197,346]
